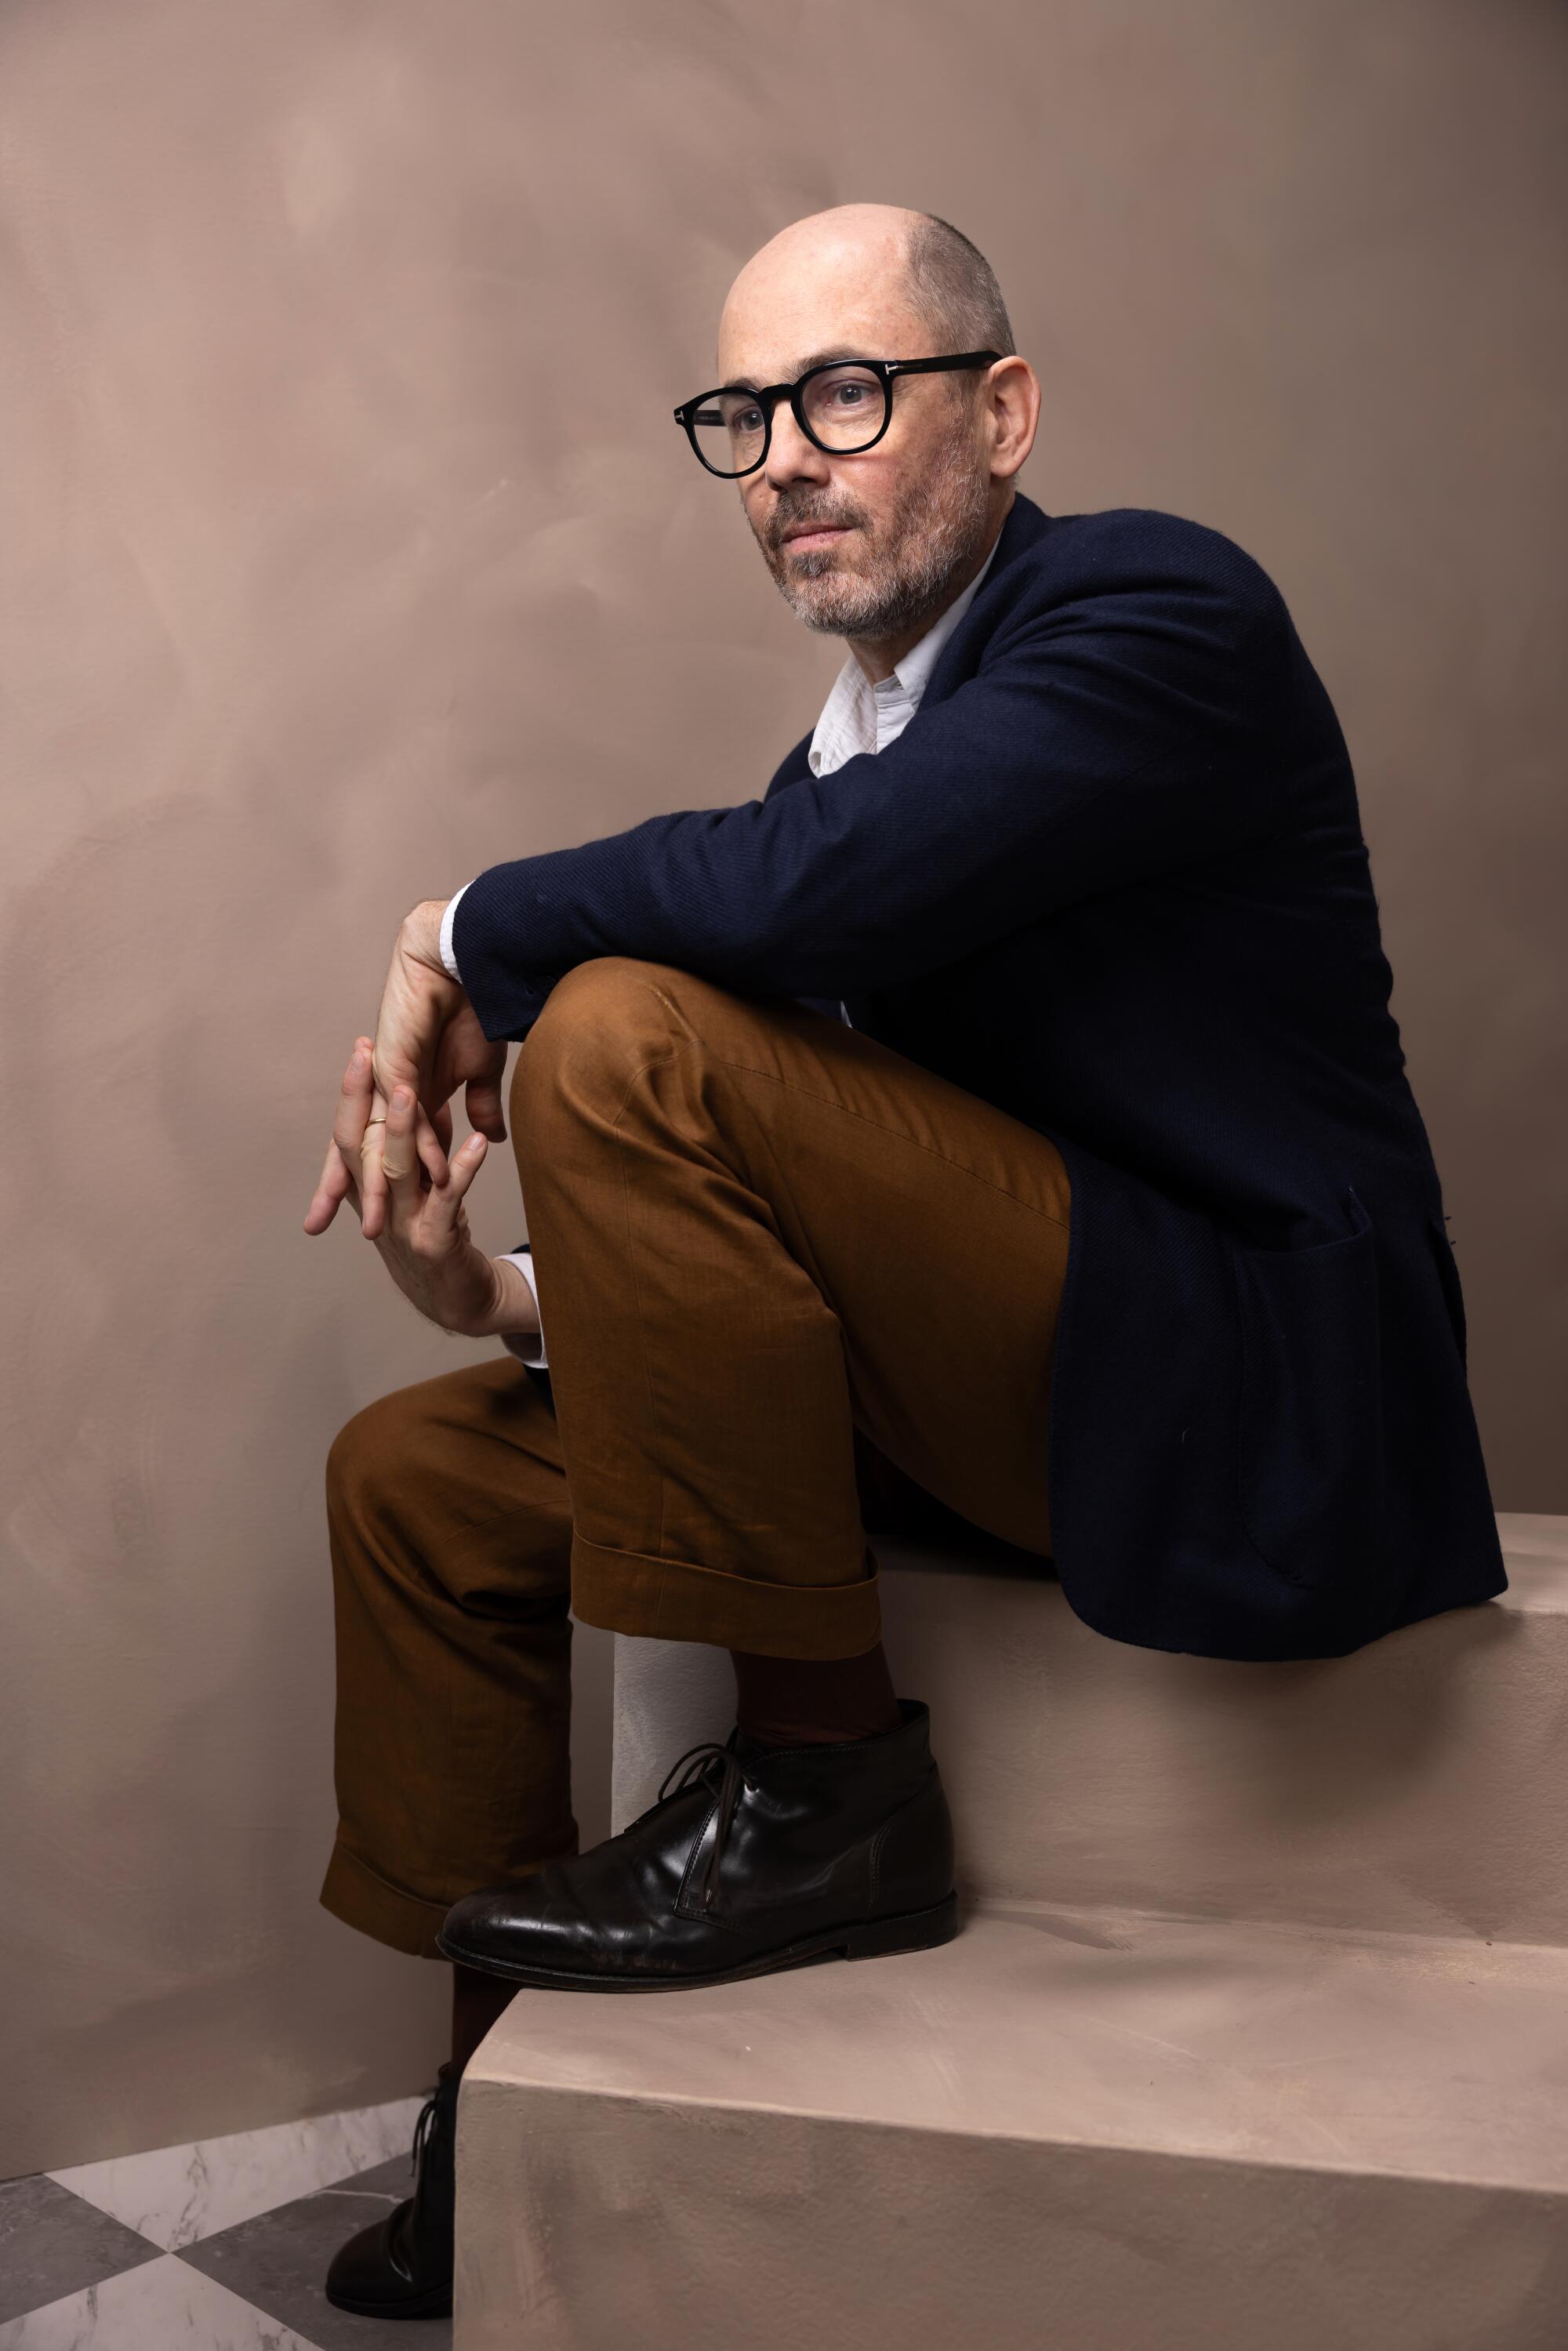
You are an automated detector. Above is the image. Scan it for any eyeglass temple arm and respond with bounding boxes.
[884,350,1002,379]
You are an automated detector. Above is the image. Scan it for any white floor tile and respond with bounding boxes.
[0,2253,322,2349]
[47,2097,424,2252]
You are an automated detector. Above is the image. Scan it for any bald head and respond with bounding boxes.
[719,205,1011,382]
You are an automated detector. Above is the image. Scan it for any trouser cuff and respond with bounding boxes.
[320,1841,454,1960]
[321,1836,583,1959]
[570,1532,883,1659]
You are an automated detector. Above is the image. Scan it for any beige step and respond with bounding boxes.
[453,1514,1568,2345]
[456,1900,1568,2350]
[610,1512,1568,1944]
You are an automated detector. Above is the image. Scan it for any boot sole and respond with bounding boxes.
[323,2280,453,2320]
[434,1890,960,1992]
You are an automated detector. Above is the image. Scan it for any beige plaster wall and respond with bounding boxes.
[2,0,1563,2176]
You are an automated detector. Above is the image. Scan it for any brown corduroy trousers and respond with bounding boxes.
[320,956,1072,1958]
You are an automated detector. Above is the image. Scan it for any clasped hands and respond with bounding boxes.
[301,898,526,1341]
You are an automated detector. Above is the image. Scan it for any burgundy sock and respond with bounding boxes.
[729,1641,902,1747]
[450,1961,516,2074]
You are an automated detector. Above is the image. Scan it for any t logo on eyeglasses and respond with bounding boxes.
[673,353,1001,479]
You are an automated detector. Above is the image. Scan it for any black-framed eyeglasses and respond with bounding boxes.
[673,350,1002,478]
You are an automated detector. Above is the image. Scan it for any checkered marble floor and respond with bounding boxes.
[0,2097,448,2347]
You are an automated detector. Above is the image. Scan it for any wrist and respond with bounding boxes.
[401,898,453,978]
[472,1252,544,1343]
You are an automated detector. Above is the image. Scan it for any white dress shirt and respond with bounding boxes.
[448,531,1003,1370]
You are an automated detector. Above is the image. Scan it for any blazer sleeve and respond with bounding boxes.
[450,552,1295,1043]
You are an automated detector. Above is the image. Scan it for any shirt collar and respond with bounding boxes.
[889,527,1002,702]
[808,528,1003,776]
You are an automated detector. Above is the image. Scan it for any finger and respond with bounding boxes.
[357,1100,386,1237]
[376,1083,422,1217]
[465,1068,508,1141]
[335,1139,363,1221]
[337,1040,389,1235]
[303,1137,354,1233]
[426,1127,489,1231]
[413,1100,451,1189]
[332,1038,376,1163]
[358,1087,390,1239]
[430,1014,508,1142]
[307,1037,377,1233]
[422,1101,455,1192]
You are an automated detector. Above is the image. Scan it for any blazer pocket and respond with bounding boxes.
[1229,1188,1383,1591]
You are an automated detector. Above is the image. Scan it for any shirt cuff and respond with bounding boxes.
[495,1244,547,1367]
[439,883,474,985]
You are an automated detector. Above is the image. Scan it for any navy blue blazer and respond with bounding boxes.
[452,491,1506,1660]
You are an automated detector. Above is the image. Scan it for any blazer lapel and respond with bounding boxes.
[921,492,1054,710]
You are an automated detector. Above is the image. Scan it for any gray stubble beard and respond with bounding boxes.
[762,405,994,644]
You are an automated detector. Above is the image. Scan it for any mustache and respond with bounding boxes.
[769,503,866,551]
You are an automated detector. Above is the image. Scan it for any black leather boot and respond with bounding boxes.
[437,1698,957,1991]
[323,2062,458,2320]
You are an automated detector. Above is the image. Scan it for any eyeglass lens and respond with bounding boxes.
[692,365,887,475]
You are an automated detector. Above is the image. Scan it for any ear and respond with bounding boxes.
[985,356,1040,483]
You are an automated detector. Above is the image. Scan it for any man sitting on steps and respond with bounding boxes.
[300,201,1505,2321]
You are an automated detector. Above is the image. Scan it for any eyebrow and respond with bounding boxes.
[723,350,866,394]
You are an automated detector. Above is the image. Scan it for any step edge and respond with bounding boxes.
[964,1894,1568,1966]
[464,1902,1568,2197]
[460,2068,1568,2204]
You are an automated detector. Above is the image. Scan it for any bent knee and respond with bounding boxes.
[510,955,697,1116]
[325,1386,429,1520]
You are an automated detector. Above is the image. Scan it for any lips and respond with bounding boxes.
[781,523,852,550]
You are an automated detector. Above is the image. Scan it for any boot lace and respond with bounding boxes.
[652,1740,753,1914]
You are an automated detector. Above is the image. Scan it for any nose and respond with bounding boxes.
[761,397,831,493]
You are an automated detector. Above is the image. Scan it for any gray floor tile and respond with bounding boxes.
[179,2165,450,2350]
[0,2175,162,2325]
[322,2155,412,2200]
[0,2251,328,2348]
